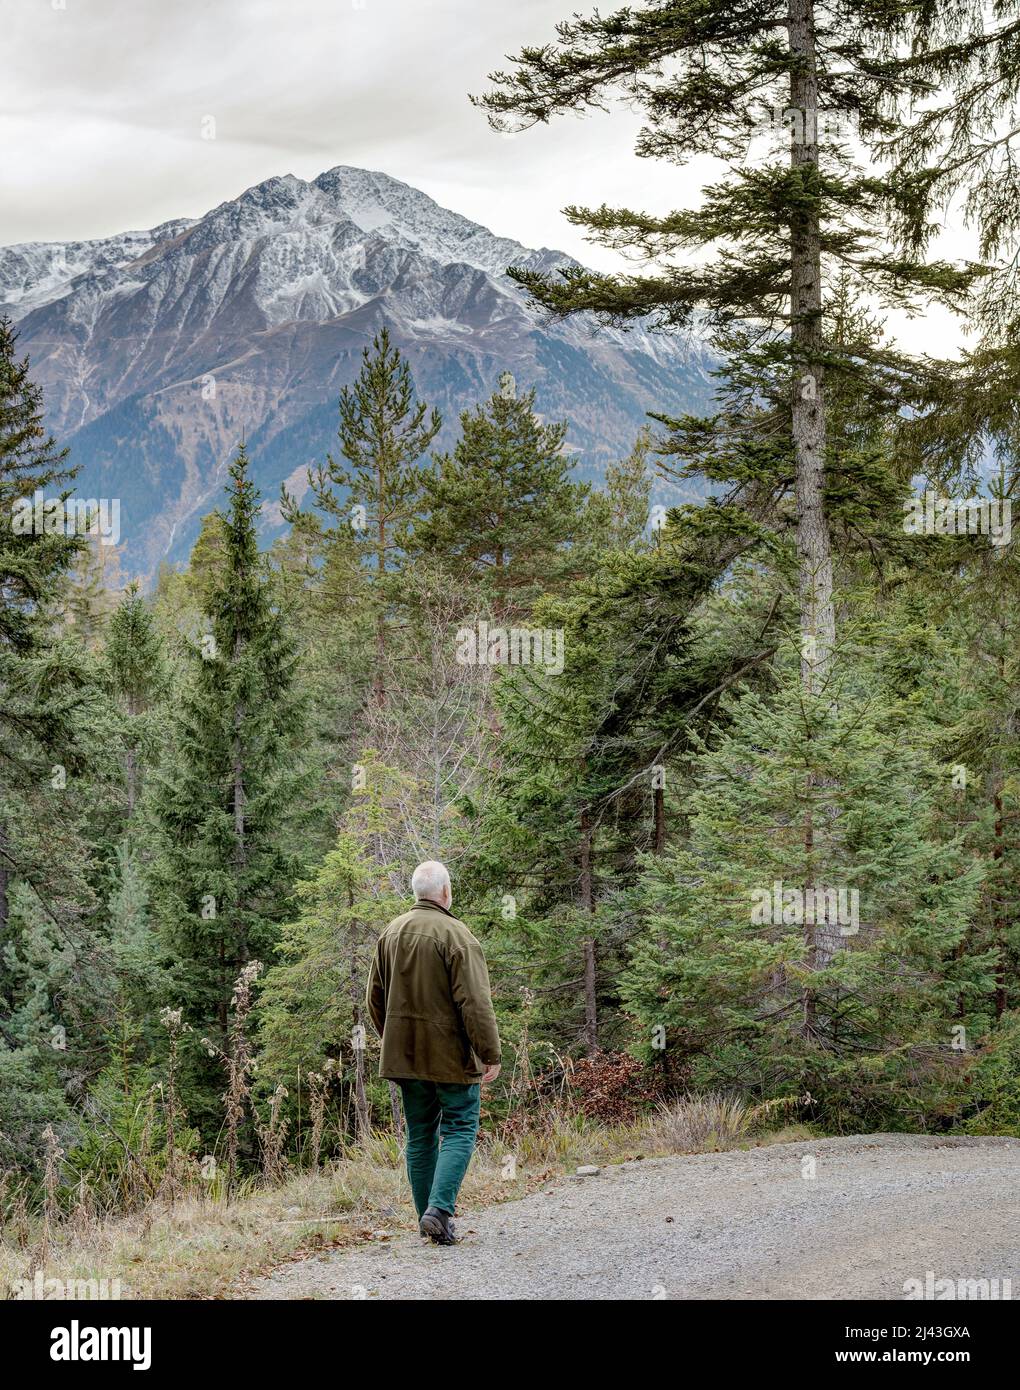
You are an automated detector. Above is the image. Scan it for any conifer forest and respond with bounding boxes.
[4,0,1020,1318]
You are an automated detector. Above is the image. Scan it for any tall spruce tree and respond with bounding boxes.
[149,445,309,1127]
[0,318,91,939]
[483,0,987,1037]
[0,322,116,1170]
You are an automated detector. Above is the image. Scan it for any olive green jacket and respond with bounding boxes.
[366,899,501,1084]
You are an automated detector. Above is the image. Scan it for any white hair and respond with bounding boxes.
[411,860,450,903]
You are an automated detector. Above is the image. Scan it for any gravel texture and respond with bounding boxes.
[249,1134,1020,1301]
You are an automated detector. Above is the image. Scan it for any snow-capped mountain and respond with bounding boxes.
[1,166,714,579]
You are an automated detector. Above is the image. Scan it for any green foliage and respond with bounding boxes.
[621,653,990,1128]
[147,445,313,1131]
[411,375,589,614]
[959,1014,1020,1138]
[0,1046,72,1178]
[306,326,441,578]
[258,830,402,1140]
[65,1065,199,1210]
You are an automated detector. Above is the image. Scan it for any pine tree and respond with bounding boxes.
[306,327,441,707]
[0,318,81,638]
[149,444,310,1128]
[411,374,589,616]
[475,2,980,696]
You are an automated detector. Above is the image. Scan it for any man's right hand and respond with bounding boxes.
[481,1062,501,1084]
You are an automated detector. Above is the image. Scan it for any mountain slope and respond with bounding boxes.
[1,166,715,579]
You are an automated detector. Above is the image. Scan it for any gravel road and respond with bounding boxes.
[249,1134,1020,1300]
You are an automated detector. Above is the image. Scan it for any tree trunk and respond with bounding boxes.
[347,897,371,1143]
[790,0,838,1033]
[373,472,387,708]
[802,796,817,1034]
[124,688,140,815]
[350,1006,371,1142]
[579,809,598,1055]
[788,0,835,697]
[993,787,1006,1018]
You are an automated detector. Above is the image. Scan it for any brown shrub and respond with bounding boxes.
[564,1051,658,1125]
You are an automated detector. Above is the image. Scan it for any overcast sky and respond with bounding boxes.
[1,0,971,354]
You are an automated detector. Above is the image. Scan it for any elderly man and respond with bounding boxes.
[366,860,501,1246]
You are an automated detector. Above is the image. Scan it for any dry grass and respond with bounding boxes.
[1,1136,524,1301]
[1,1099,815,1301]
[646,1092,754,1152]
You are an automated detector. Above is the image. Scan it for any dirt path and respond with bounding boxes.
[248,1134,1020,1300]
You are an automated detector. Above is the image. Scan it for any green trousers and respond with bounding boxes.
[398,1079,481,1218]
